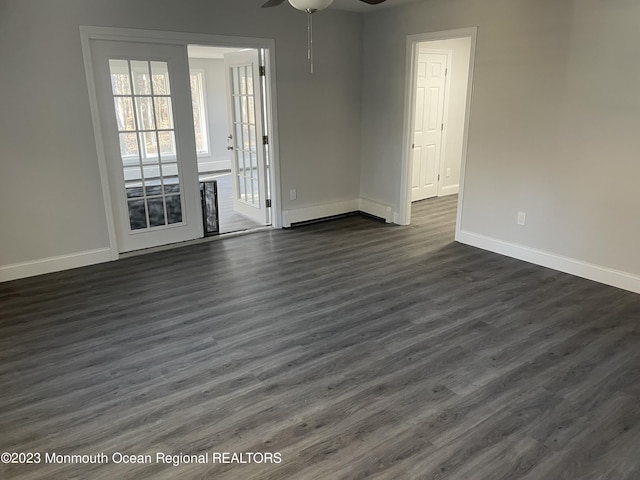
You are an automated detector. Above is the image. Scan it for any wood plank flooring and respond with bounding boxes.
[1,195,640,479]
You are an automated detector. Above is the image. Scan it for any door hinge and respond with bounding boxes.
[441,123,444,131]
[259,65,266,76]
[445,68,448,76]
[438,174,440,181]
[266,198,272,208]
[263,135,269,145]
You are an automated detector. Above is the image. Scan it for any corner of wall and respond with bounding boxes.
[280,197,394,227]
[358,197,393,223]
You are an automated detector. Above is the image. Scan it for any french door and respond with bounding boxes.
[90,40,202,252]
[223,50,270,225]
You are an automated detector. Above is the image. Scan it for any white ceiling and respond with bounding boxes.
[329,0,419,12]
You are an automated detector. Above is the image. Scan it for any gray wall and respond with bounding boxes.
[0,0,362,267]
[360,0,640,276]
[3,0,639,286]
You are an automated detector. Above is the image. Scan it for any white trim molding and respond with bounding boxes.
[0,248,113,283]
[439,184,459,196]
[456,229,640,295]
[400,27,477,228]
[197,158,231,173]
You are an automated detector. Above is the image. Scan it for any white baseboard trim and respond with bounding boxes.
[358,198,393,223]
[197,158,230,173]
[439,184,459,196]
[393,211,408,225]
[0,248,113,283]
[456,229,640,295]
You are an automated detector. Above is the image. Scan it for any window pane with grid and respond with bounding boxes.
[231,64,260,206]
[108,59,183,231]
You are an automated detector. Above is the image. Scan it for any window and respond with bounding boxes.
[111,61,177,163]
[189,70,209,155]
[111,65,210,159]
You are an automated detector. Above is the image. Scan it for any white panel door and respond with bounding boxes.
[91,40,203,252]
[224,50,270,225]
[412,50,449,201]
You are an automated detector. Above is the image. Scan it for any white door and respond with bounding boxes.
[91,40,202,252]
[412,50,449,201]
[224,50,270,225]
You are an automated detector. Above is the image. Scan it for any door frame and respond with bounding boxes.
[399,27,477,231]
[80,26,282,260]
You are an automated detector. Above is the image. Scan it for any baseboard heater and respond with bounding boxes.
[290,211,385,228]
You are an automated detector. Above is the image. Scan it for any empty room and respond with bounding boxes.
[1,0,640,479]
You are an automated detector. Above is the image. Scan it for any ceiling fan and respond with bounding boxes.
[262,0,388,72]
[261,0,387,9]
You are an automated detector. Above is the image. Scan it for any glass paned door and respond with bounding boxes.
[109,59,183,230]
[224,50,270,225]
[90,40,202,252]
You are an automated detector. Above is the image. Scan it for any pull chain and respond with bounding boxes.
[306,8,315,73]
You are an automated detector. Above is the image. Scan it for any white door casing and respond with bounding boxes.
[411,50,449,202]
[90,39,203,252]
[399,28,477,227]
[224,50,270,225]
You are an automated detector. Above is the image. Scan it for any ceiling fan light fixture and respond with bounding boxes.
[288,0,334,12]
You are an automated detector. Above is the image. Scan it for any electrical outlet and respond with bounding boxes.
[517,211,526,226]
[290,189,297,201]
[446,168,451,178]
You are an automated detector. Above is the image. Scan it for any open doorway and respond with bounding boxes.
[400,28,477,227]
[81,27,282,258]
[187,45,272,235]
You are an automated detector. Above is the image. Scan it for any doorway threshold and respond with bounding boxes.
[120,225,273,259]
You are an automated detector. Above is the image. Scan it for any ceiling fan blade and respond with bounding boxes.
[359,0,387,4]
[261,0,287,7]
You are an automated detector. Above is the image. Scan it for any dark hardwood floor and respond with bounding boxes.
[1,195,640,479]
